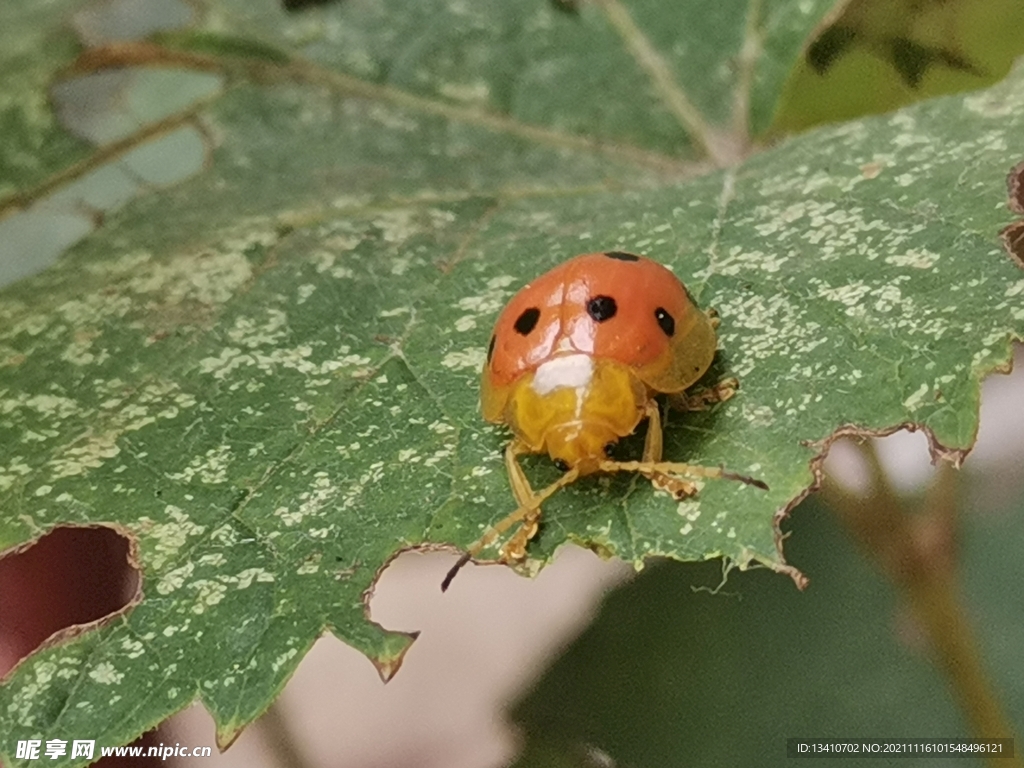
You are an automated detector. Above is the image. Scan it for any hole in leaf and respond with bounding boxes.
[0,526,141,676]
[1001,221,1024,268]
[72,0,195,48]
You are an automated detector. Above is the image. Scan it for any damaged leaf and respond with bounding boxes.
[1,0,1022,759]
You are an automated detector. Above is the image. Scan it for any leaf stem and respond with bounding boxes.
[592,0,738,166]
[821,441,1021,767]
[731,0,761,148]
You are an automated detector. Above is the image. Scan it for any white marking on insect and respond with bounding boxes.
[531,354,594,396]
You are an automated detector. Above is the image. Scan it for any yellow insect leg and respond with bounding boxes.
[668,376,739,412]
[441,440,579,591]
[599,398,767,497]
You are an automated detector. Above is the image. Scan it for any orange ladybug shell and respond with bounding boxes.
[482,252,716,422]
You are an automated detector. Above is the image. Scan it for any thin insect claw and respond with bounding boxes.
[441,552,473,592]
[721,470,769,490]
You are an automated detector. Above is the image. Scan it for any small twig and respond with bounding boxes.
[821,440,1021,768]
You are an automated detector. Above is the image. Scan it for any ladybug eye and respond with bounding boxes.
[514,307,541,335]
[654,307,675,337]
[553,458,569,472]
[587,295,617,322]
[486,334,496,363]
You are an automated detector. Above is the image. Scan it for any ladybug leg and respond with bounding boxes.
[441,444,579,591]
[638,399,698,499]
[497,440,546,562]
[496,470,581,556]
[668,376,738,412]
[640,398,664,464]
[505,439,540,510]
[597,399,767,499]
[497,447,580,562]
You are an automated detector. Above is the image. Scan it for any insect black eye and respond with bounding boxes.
[654,307,675,337]
[603,442,617,458]
[514,307,541,335]
[587,295,617,323]
[486,334,496,363]
[553,459,569,472]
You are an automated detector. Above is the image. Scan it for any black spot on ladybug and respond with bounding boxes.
[604,251,640,262]
[514,307,541,336]
[654,307,675,337]
[1007,160,1024,215]
[587,295,617,323]
[486,334,496,363]
[553,458,569,472]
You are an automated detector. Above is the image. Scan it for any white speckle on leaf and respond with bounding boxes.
[167,444,232,485]
[275,472,337,526]
[49,433,121,478]
[741,403,774,426]
[120,638,146,659]
[886,249,939,269]
[89,662,123,685]
[231,310,288,348]
[128,249,253,306]
[229,568,274,589]
[157,563,195,595]
[903,383,930,412]
[817,281,872,311]
[191,580,227,614]
[272,648,299,673]
[62,337,110,367]
[372,209,418,244]
[1,393,81,420]
[442,348,485,369]
[139,506,207,571]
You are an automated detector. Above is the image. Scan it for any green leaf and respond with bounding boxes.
[509,489,1024,767]
[0,1,89,199]
[1,0,1022,758]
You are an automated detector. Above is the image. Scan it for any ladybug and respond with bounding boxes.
[442,251,766,590]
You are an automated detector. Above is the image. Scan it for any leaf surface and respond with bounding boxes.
[0,0,1022,756]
